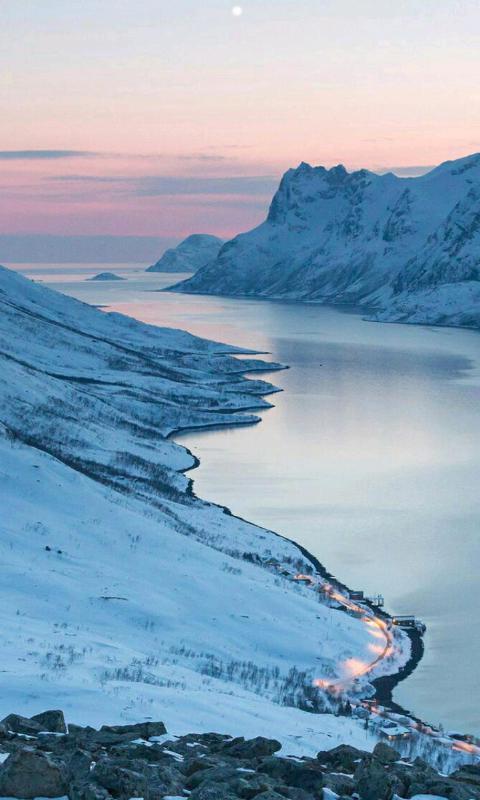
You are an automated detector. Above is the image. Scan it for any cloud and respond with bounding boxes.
[374,164,435,177]
[46,173,279,197]
[0,234,177,263]
[0,150,98,160]
[176,154,228,162]
[134,175,278,196]
[49,175,125,183]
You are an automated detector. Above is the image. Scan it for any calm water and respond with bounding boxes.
[11,263,480,735]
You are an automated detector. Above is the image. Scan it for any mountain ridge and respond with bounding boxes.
[147,233,224,273]
[169,153,480,329]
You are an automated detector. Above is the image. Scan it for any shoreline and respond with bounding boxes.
[162,284,480,334]
[168,364,425,721]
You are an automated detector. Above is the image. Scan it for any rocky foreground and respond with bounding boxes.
[0,710,479,800]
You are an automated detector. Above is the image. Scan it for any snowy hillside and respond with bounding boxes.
[170,154,480,329]
[146,234,223,273]
[0,264,410,754]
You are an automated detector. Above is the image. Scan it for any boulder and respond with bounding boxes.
[317,745,367,773]
[408,776,480,800]
[323,771,355,795]
[187,765,241,790]
[67,721,167,749]
[450,764,480,787]
[189,785,239,800]
[67,748,94,780]
[68,724,97,737]
[69,780,113,800]
[31,709,67,734]
[186,756,220,776]
[147,765,185,799]
[99,721,167,739]
[354,756,405,800]
[223,736,282,759]
[372,741,400,765]
[91,761,148,799]
[0,748,67,798]
[233,774,275,798]
[260,757,323,792]
[283,789,316,800]
[0,713,43,737]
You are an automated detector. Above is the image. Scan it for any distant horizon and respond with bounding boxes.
[1,155,474,262]
[0,234,179,264]
[2,0,479,248]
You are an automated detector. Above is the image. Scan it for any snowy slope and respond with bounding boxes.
[146,234,223,273]
[170,154,480,328]
[0,265,409,753]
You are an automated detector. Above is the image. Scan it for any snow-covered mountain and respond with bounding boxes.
[170,154,480,328]
[88,271,125,281]
[146,234,223,273]
[0,265,409,754]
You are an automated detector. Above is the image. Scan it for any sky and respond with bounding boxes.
[1,0,479,260]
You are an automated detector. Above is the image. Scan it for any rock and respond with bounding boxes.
[115,743,173,765]
[67,748,94,780]
[69,780,113,800]
[283,789,316,800]
[317,745,367,773]
[372,742,400,765]
[260,757,323,792]
[189,785,239,800]
[67,721,167,749]
[354,757,404,800]
[223,736,282,759]
[91,761,148,799]
[420,775,480,800]
[31,709,67,734]
[99,721,167,739]
[186,765,240,790]
[186,756,219,776]
[412,756,430,769]
[323,771,355,795]
[233,773,276,798]
[0,710,476,800]
[0,713,43,737]
[408,776,480,800]
[450,764,480,786]
[0,748,68,798]
[192,732,233,751]
[68,724,97,737]
[147,764,185,799]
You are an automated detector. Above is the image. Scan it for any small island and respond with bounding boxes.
[88,272,126,282]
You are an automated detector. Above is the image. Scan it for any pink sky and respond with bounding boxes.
[1,0,479,242]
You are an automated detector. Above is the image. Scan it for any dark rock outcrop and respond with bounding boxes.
[0,749,68,799]
[0,709,478,800]
[31,709,68,734]
[1,713,44,737]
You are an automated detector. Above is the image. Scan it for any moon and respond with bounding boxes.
[231,6,243,16]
